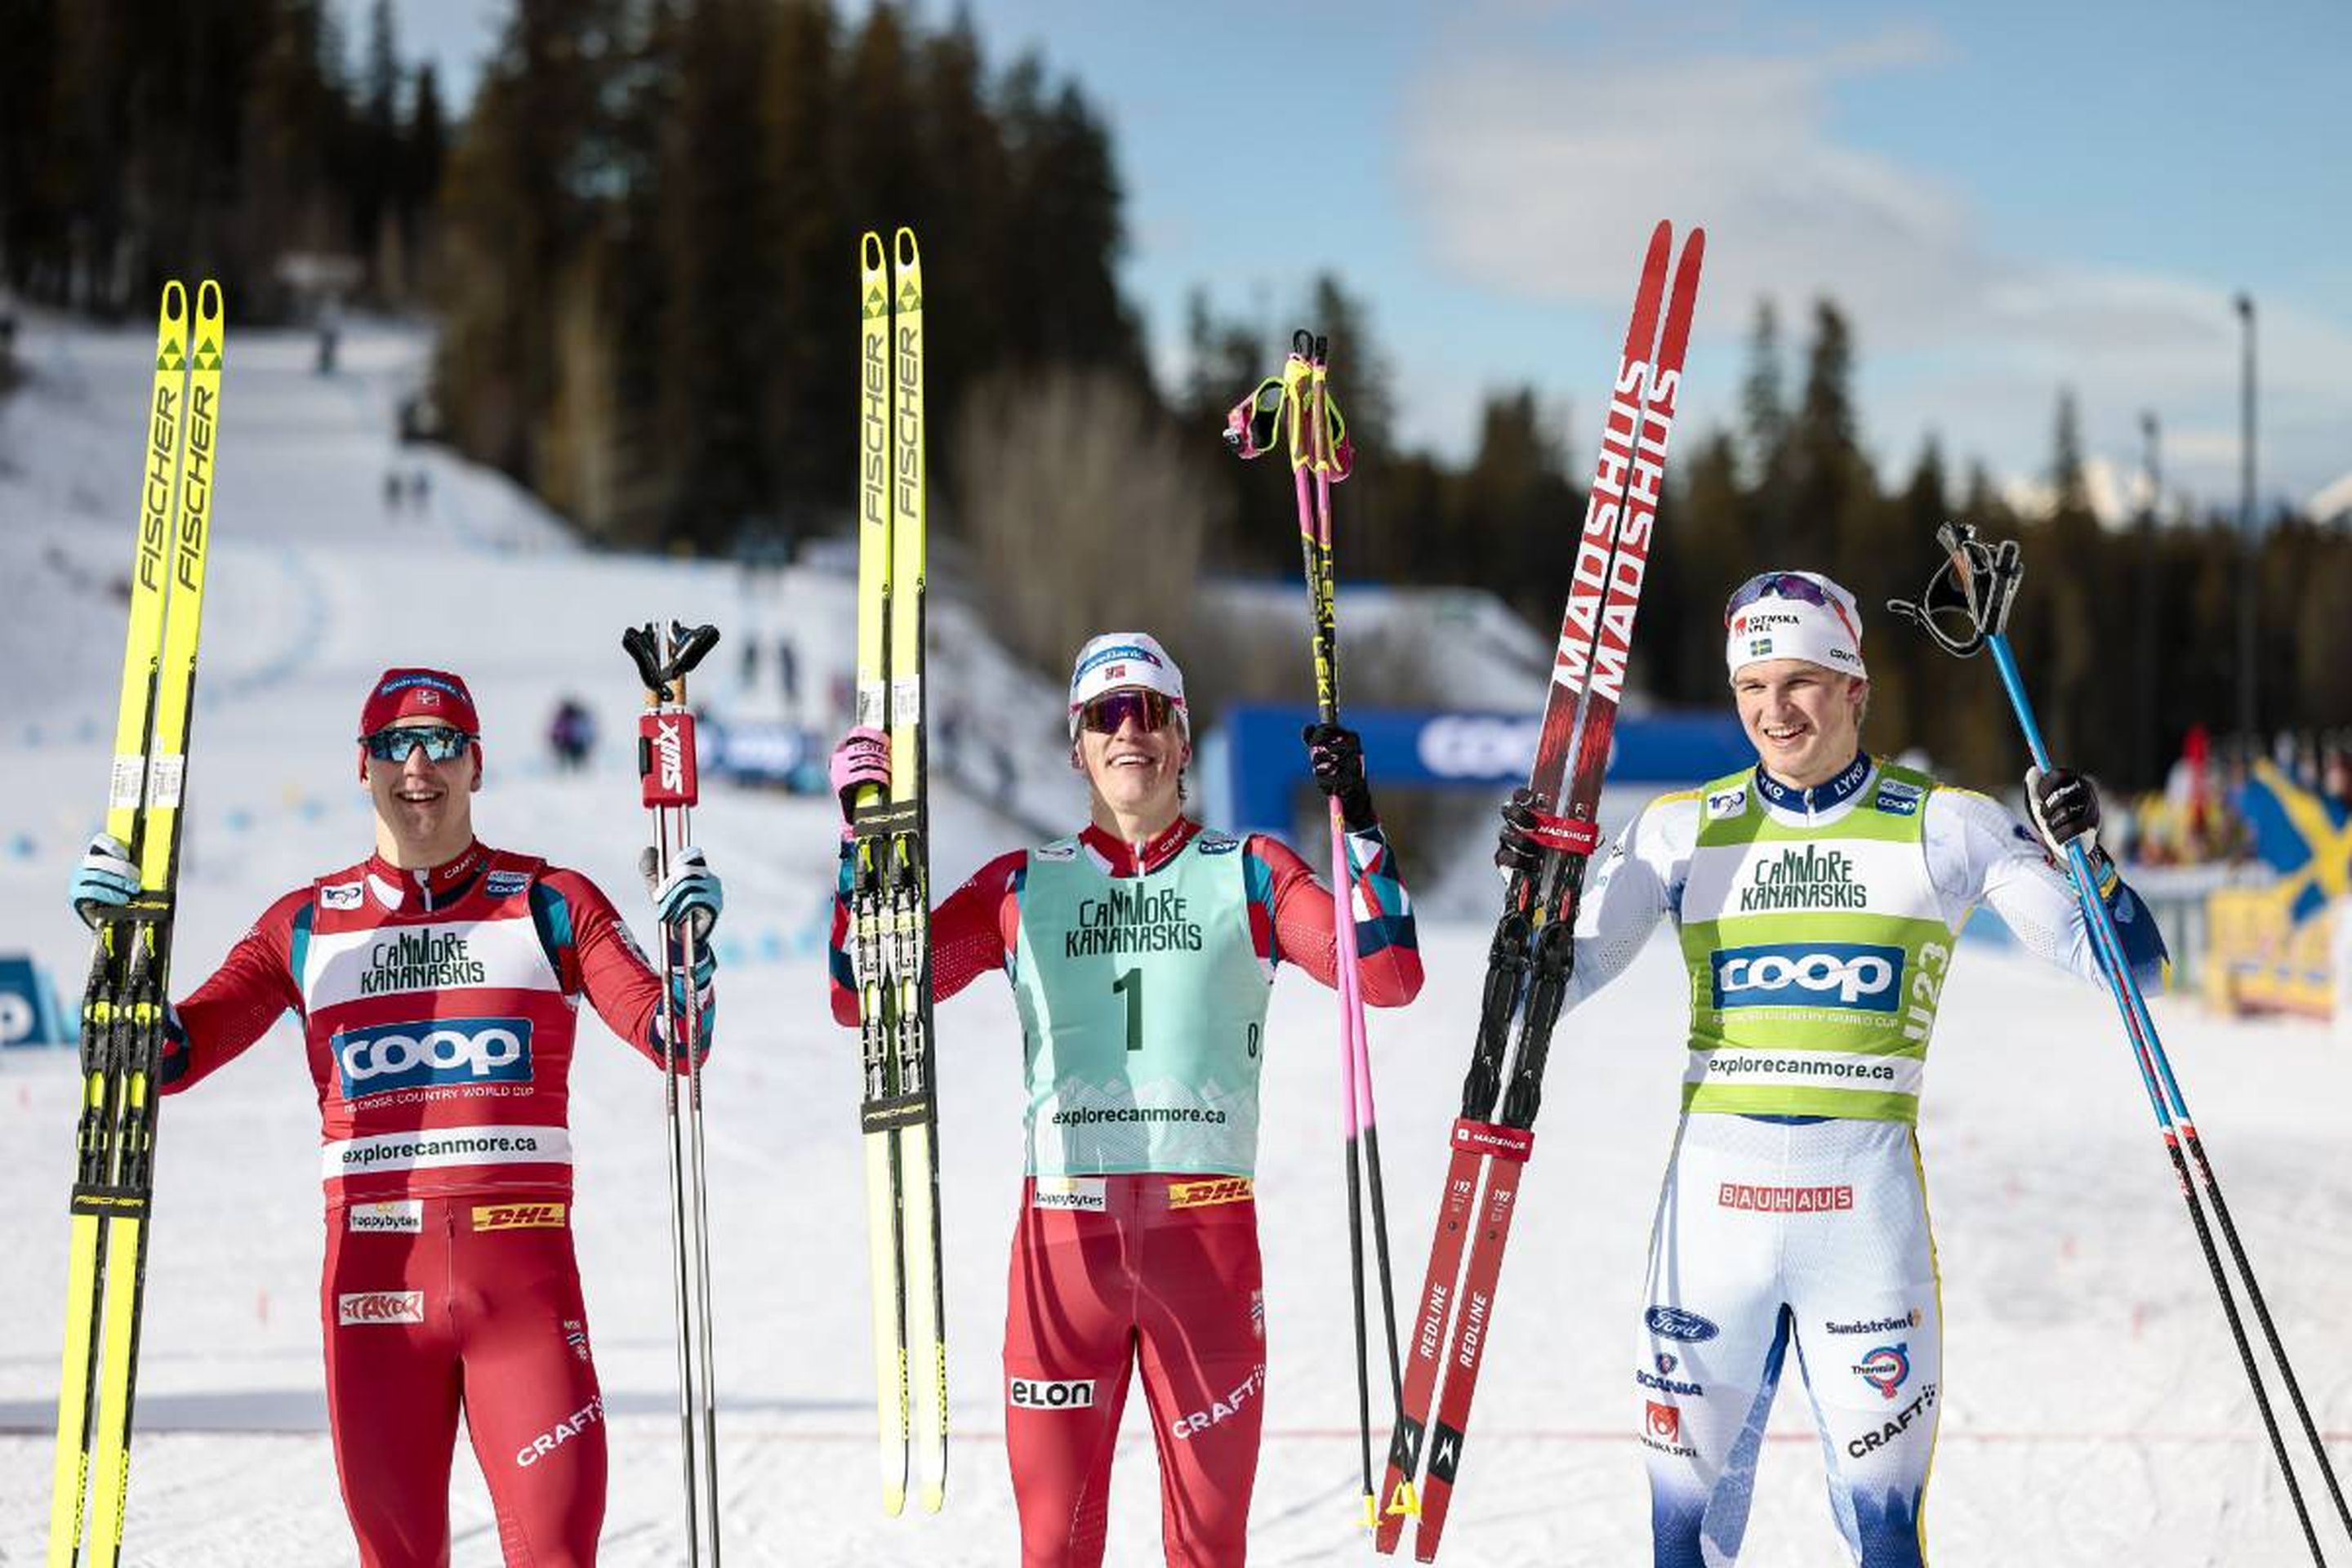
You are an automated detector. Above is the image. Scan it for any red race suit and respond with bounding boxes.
[831,817,1423,1566]
[167,840,691,1568]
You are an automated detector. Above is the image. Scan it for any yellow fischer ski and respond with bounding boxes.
[50,278,226,1568]
[850,227,947,1517]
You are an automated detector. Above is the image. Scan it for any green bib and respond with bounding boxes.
[1010,831,1272,1177]
[1675,761,1956,1121]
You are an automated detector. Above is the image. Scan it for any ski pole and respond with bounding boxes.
[1894,524,2347,1561]
[626,619,725,1565]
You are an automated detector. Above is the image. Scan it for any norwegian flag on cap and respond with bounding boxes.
[359,668,481,737]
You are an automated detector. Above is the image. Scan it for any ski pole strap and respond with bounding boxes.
[1223,359,1354,479]
[1519,808,1601,857]
[1450,1119,1534,1163]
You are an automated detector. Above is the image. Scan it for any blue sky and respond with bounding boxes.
[387,0,2349,511]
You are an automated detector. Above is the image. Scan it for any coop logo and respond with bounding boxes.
[1009,1378,1095,1411]
[336,1017,533,1099]
[1853,1343,1912,1400]
[1644,1305,1719,1343]
[651,716,687,794]
[1874,777,1926,817]
[484,870,530,898]
[337,1291,424,1325]
[1415,715,1541,781]
[1712,943,1902,1011]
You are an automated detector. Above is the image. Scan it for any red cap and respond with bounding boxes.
[358,668,481,737]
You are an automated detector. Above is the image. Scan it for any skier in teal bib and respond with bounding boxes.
[1495,572,2167,1567]
[827,631,1424,1567]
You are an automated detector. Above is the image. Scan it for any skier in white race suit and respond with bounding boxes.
[1494,570,2167,1567]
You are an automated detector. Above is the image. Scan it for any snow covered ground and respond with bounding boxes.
[2,311,2348,1565]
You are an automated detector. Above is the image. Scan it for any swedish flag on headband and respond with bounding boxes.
[2235,760,2352,924]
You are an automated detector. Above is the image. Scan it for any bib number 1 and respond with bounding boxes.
[1114,968,1143,1052]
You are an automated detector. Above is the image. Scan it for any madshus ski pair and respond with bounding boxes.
[1377,220,1708,1561]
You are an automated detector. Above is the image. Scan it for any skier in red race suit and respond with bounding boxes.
[69,668,724,1567]
[828,632,1426,1568]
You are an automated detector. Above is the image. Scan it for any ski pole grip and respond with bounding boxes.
[623,624,667,697]
[669,621,721,679]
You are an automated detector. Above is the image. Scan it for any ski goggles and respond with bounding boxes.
[1076,688,1177,737]
[360,724,476,764]
[1723,571,1860,642]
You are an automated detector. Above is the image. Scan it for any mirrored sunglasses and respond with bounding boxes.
[1724,571,1859,642]
[1078,689,1174,737]
[361,724,475,764]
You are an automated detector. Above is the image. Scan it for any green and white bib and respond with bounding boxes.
[1677,762,1957,1121]
[1010,831,1273,1177]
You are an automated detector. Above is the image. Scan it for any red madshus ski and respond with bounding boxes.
[1376,220,1704,1561]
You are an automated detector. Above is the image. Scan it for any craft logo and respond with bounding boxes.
[1168,1178,1254,1210]
[1717,1183,1856,1213]
[1712,942,1902,1011]
[1645,1401,1680,1442]
[473,1202,566,1232]
[336,1017,532,1099]
[1853,1343,1911,1400]
[1009,1378,1094,1411]
[1065,884,1204,959]
[1644,1305,1720,1343]
[1737,845,1870,912]
[516,1395,603,1468]
[337,1291,424,1325]
[359,929,486,994]
[1171,1364,1265,1439]
[1847,1382,1939,1458]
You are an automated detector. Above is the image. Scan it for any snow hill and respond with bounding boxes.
[2,311,2347,1565]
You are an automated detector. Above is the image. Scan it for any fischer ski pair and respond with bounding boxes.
[850,226,947,1516]
[1378,222,1705,1561]
[48,280,228,1568]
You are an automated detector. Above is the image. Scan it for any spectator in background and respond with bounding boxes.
[549,697,596,773]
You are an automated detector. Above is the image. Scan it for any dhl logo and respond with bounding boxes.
[1167,1178,1254,1211]
[472,1202,567,1232]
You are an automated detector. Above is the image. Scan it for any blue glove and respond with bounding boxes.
[644,845,722,942]
[72,833,141,928]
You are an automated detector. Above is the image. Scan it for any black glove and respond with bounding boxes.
[1495,787,1545,875]
[2026,765,2102,858]
[1303,722,1377,831]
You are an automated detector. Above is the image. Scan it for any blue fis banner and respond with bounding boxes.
[0,953,67,1047]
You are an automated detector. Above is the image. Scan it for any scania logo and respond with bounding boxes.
[1713,943,1902,1010]
[336,1017,533,1099]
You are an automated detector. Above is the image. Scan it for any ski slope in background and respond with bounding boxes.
[2,312,2348,1565]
